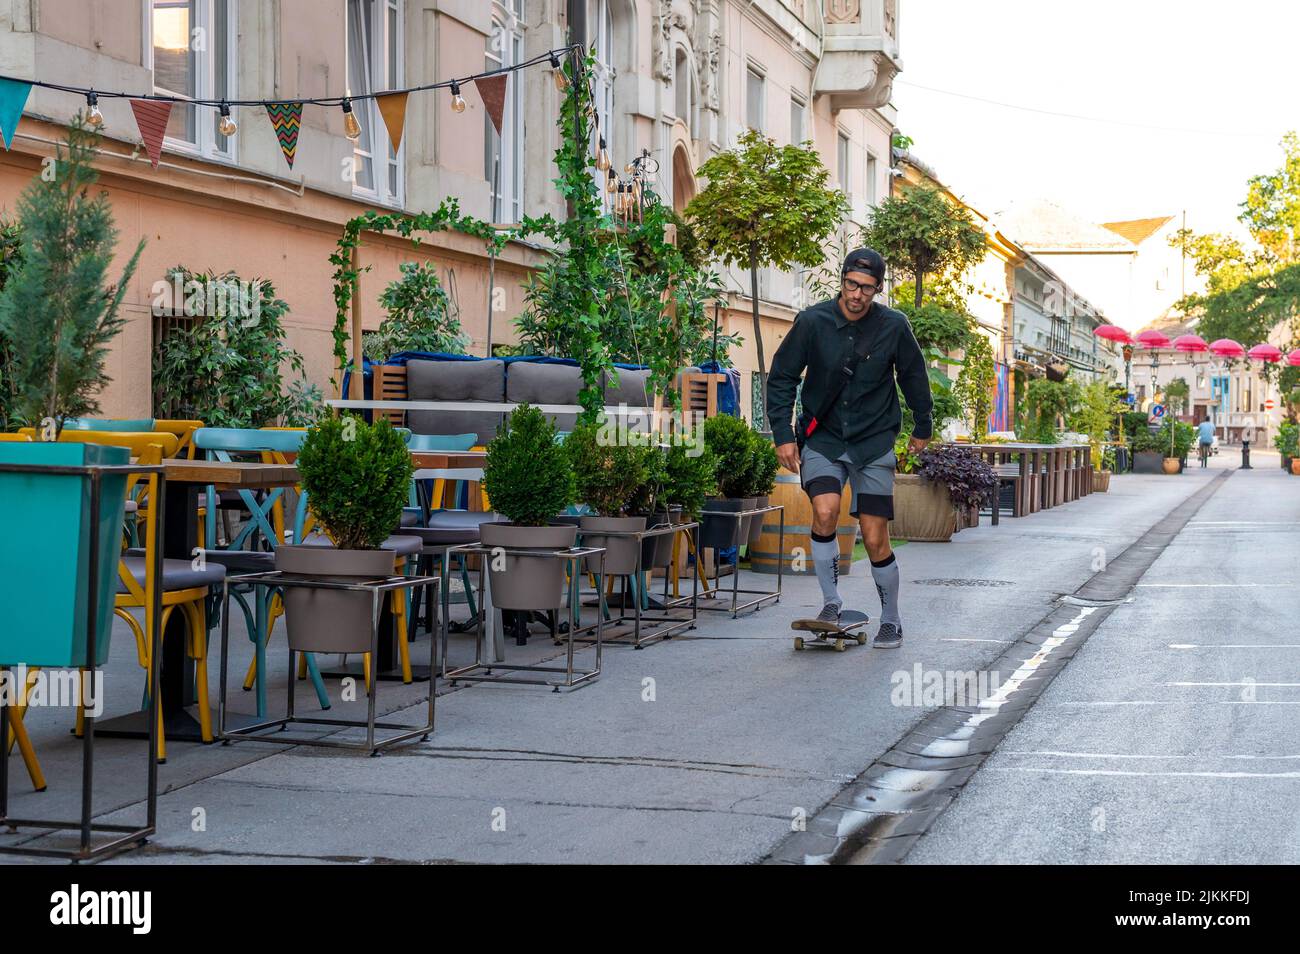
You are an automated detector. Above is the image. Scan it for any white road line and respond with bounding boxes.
[939,638,1015,644]
[1169,643,1300,650]
[1004,751,1300,760]
[992,767,1300,779]
[1051,700,1168,706]
[1137,582,1295,587]
[1221,701,1300,705]
[1175,686,1300,691]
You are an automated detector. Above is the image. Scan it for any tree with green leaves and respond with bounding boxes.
[0,116,143,437]
[364,260,469,360]
[685,129,848,387]
[953,332,996,442]
[1171,132,1300,359]
[0,219,23,431]
[1163,376,1190,416]
[863,183,986,309]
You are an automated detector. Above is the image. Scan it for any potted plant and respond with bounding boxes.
[0,117,141,668]
[479,404,577,611]
[1157,418,1192,474]
[566,422,650,576]
[277,414,412,652]
[1129,425,1165,473]
[1273,421,1297,471]
[698,414,757,549]
[1094,446,1117,492]
[741,430,779,553]
[891,443,997,542]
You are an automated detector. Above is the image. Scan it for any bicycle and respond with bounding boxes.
[1198,441,1211,468]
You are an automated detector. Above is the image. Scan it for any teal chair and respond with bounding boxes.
[191,428,328,716]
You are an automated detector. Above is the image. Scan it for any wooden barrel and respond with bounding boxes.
[750,468,857,575]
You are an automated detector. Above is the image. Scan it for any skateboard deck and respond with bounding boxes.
[791,610,870,652]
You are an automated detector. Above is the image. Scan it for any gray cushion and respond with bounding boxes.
[506,361,581,431]
[381,534,423,558]
[603,367,652,408]
[406,359,505,445]
[116,556,225,594]
[201,549,276,572]
[405,511,506,546]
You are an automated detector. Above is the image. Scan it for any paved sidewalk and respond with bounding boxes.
[3,458,1229,863]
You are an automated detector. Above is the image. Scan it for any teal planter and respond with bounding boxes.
[0,442,129,667]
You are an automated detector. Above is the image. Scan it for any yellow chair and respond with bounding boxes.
[5,666,45,791]
[154,419,205,459]
[0,433,31,442]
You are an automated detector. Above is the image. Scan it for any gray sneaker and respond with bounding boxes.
[816,603,842,625]
[873,622,903,648]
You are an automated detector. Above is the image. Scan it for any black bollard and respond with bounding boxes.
[1241,440,1252,469]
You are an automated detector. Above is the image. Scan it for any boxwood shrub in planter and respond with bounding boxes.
[566,422,650,575]
[698,414,757,549]
[741,432,779,552]
[480,404,577,611]
[277,414,413,653]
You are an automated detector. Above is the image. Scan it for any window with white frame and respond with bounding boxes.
[347,0,402,205]
[837,131,851,204]
[790,93,805,145]
[485,1,524,223]
[866,151,878,208]
[589,0,615,208]
[148,0,234,159]
[746,66,765,133]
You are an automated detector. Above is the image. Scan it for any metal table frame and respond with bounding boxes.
[444,544,606,691]
[0,460,164,863]
[217,571,438,756]
[566,520,700,650]
[695,504,784,618]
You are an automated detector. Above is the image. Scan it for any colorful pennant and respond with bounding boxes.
[375,91,408,153]
[476,74,509,136]
[0,78,31,150]
[129,99,173,168]
[265,102,303,168]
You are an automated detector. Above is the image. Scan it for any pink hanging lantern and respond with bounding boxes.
[1172,333,1208,353]
[1094,324,1133,344]
[1209,338,1245,358]
[1247,343,1282,363]
[1135,329,1171,349]
[1286,349,1300,367]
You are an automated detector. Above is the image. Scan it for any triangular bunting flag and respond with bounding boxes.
[129,99,173,168]
[375,91,408,153]
[476,74,509,136]
[265,102,303,168]
[0,78,32,150]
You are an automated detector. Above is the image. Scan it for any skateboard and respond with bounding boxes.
[791,610,870,652]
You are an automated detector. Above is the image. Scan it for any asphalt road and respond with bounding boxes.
[908,454,1300,864]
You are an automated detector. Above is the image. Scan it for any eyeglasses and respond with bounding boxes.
[842,277,879,295]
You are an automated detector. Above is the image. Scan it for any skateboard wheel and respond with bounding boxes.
[794,637,804,650]
[856,634,867,645]
[834,638,845,652]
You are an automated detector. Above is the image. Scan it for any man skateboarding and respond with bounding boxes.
[766,249,932,648]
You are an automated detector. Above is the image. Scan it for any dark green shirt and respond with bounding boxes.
[766,297,933,466]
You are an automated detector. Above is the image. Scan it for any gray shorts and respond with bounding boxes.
[800,446,897,519]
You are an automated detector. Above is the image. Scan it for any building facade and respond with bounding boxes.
[0,0,901,418]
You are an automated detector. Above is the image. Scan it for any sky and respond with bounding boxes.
[892,0,1300,241]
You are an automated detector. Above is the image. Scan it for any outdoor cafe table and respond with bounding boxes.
[962,442,1091,517]
[97,460,300,744]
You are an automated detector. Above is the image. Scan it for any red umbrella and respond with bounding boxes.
[1093,324,1132,344]
[1287,349,1300,367]
[1172,333,1208,353]
[1135,329,1171,349]
[1247,343,1283,362]
[1209,338,1245,358]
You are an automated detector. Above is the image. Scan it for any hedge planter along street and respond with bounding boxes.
[279,415,412,654]
[889,474,958,542]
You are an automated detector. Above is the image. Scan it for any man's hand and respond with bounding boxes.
[907,435,930,456]
[776,442,800,474]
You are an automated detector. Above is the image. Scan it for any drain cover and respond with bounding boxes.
[912,578,1014,588]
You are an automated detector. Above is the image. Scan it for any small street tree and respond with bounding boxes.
[0,116,143,436]
[685,129,847,415]
[953,331,996,442]
[864,183,986,309]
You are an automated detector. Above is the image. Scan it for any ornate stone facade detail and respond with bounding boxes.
[697,32,721,111]
[825,0,861,24]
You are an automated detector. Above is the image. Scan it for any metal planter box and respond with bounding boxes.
[0,442,129,667]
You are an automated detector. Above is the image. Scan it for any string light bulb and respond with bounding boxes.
[217,102,237,137]
[550,52,569,92]
[596,137,611,172]
[606,169,618,194]
[341,98,362,142]
[85,91,104,128]
[450,80,467,113]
